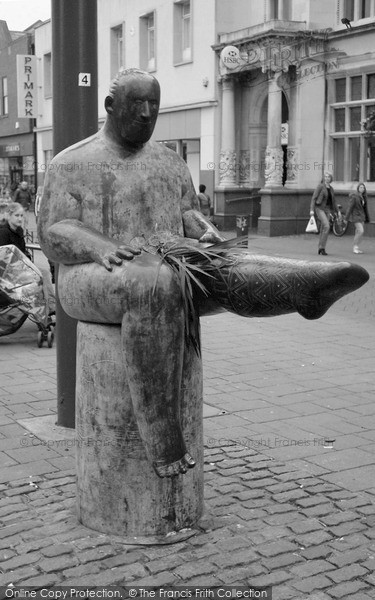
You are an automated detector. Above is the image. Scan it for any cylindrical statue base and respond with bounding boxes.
[76,322,204,543]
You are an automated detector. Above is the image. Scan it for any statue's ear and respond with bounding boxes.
[105,96,114,114]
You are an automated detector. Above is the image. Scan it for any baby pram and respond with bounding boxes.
[0,244,55,347]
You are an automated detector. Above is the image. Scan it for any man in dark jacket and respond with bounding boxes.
[13,182,32,229]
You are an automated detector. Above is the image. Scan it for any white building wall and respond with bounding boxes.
[34,19,52,183]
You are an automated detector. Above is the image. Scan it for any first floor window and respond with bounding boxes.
[331,72,375,181]
[110,24,124,78]
[174,1,192,64]
[140,11,156,71]
[1,77,8,115]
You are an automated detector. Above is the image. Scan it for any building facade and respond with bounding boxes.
[0,20,40,196]
[31,0,374,235]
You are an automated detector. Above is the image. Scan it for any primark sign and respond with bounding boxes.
[16,55,38,118]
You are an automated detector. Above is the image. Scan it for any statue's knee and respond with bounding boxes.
[152,263,180,303]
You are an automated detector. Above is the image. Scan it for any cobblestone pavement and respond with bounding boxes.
[0,228,374,597]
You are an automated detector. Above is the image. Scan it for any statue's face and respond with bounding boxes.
[112,75,160,146]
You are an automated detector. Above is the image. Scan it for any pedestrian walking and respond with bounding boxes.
[197,184,211,218]
[310,173,338,255]
[345,182,370,254]
[13,181,32,230]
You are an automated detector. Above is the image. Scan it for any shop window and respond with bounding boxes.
[140,11,156,71]
[331,72,375,181]
[174,1,192,64]
[110,24,124,78]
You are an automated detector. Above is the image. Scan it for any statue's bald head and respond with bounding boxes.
[105,69,160,148]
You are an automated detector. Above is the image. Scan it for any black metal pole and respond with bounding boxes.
[52,0,98,428]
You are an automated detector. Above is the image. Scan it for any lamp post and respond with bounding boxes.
[52,0,98,427]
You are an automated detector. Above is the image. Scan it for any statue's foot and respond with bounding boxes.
[153,452,195,478]
[296,262,369,320]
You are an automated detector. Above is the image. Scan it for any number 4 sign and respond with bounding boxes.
[78,73,91,86]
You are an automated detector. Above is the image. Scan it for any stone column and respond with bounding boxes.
[239,81,251,186]
[219,76,237,186]
[265,74,283,188]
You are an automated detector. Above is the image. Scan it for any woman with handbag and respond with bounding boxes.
[345,182,370,254]
[310,173,338,255]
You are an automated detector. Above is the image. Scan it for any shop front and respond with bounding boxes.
[0,135,35,197]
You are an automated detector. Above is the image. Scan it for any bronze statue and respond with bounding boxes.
[38,68,369,479]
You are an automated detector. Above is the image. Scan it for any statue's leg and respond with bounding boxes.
[120,260,195,478]
[199,252,369,319]
[58,257,196,478]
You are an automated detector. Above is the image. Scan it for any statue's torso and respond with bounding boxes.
[45,135,194,242]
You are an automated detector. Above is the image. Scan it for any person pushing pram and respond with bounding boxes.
[0,202,55,346]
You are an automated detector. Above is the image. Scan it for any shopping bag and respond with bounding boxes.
[305,215,318,233]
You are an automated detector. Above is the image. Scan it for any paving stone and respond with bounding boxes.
[102,551,144,568]
[328,534,371,552]
[172,559,217,579]
[17,574,62,587]
[291,559,336,578]
[245,570,292,587]
[295,496,332,508]
[256,540,299,557]
[62,563,102,578]
[135,554,182,575]
[0,551,41,571]
[216,564,267,584]
[320,510,362,526]
[288,518,325,535]
[0,503,28,518]
[300,545,333,560]
[210,548,258,569]
[327,521,367,537]
[129,571,179,587]
[327,548,370,568]
[325,563,369,584]
[327,580,370,598]
[335,496,373,510]
[292,574,333,593]
[0,549,16,561]
[0,566,39,585]
[0,521,43,539]
[262,552,305,571]
[302,504,340,518]
[272,488,308,503]
[40,543,74,557]
[38,555,79,573]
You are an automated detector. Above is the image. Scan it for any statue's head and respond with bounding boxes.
[105,68,160,147]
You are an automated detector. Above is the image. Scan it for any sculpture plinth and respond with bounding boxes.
[76,321,204,542]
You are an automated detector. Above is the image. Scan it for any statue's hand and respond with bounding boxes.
[199,230,225,244]
[96,244,141,271]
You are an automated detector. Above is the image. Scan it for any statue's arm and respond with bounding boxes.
[41,218,139,270]
[37,177,139,271]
